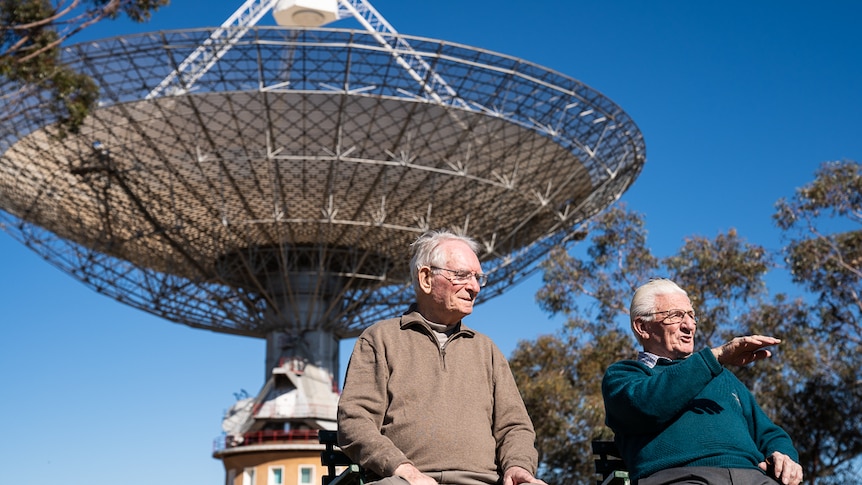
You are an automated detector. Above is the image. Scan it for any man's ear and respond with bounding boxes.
[633,317,650,341]
[417,266,434,295]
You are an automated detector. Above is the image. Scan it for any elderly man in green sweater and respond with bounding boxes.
[338,230,546,485]
[602,278,803,485]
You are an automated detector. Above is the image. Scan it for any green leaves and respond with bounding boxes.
[1,0,168,135]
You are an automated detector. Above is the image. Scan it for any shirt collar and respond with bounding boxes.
[638,351,673,368]
[400,304,474,336]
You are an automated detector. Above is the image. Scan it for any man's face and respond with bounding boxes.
[637,293,697,360]
[419,240,482,326]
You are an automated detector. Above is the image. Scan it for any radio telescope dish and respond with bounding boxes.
[0,0,645,439]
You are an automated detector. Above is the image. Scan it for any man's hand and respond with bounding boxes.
[712,335,781,367]
[759,451,803,485]
[503,466,547,485]
[394,463,438,485]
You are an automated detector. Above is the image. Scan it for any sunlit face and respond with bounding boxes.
[636,293,697,360]
[417,239,482,326]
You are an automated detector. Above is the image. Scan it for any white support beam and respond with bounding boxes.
[147,0,467,110]
[337,0,468,109]
[146,0,281,99]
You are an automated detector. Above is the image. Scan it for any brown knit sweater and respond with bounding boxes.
[337,308,539,484]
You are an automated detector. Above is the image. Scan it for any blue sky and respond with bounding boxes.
[1,1,860,484]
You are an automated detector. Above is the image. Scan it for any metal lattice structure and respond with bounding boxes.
[0,26,645,378]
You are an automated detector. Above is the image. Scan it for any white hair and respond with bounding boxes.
[629,278,688,343]
[409,230,479,294]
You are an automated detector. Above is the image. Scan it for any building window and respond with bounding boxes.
[299,465,315,485]
[269,466,284,485]
[242,467,256,485]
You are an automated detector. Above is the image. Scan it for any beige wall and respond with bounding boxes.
[221,449,332,485]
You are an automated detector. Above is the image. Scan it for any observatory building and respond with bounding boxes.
[0,0,646,483]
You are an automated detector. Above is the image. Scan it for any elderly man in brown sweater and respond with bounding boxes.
[337,230,545,485]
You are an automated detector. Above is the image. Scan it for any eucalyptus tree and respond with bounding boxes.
[1,0,168,134]
[511,205,655,484]
[770,160,862,482]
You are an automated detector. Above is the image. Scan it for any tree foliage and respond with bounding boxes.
[769,159,862,481]
[512,205,655,484]
[0,0,168,134]
[775,160,862,343]
[512,160,862,484]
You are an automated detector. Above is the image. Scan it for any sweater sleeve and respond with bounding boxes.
[337,334,410,477]
[490,344,539,474]
[739,382,800,462]
[602,348,724,433]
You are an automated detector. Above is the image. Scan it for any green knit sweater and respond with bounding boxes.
[602,348,799,481]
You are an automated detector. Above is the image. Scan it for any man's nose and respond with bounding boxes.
[465,275,481,293]
[681,316,696,330]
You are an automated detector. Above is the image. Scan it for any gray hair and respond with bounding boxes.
[409,230,480,294]
[630,278,688,324]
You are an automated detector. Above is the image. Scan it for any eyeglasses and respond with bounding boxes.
[643,309,698,324]
[430,266,488,287]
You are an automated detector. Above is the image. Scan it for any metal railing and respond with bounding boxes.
[214,428,320,451]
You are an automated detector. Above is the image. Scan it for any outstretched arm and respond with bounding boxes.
[712,335,781,366]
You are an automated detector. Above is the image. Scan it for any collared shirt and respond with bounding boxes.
[637,351,672,368]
